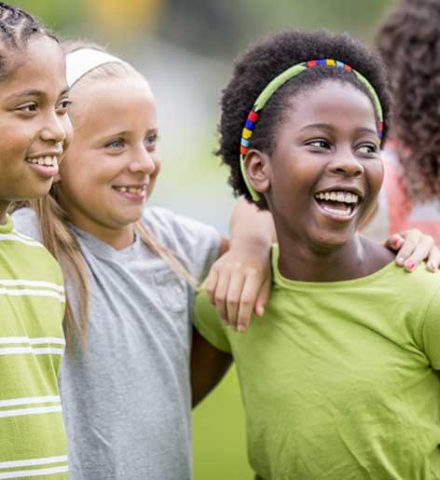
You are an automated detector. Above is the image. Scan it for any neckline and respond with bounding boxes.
[271,243,397,291]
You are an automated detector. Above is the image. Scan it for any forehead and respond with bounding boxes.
[283,80,377,129]
[0,35,65,94]
[71,80,157,132]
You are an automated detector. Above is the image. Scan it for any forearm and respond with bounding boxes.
[190,328,233,407]
[229,197,275,250]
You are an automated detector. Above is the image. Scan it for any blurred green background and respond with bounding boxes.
[13,1,398,478]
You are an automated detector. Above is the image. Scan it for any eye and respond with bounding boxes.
[56,98,72,114]
[105,138,125,150]
[16,102,38,114]
[356,143,378,156]
[144,133,158,151]
[306,139,331,150]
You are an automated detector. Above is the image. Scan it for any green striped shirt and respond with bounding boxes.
[0,215,68,479]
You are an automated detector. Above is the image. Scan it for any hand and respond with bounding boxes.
[385,229,440,272]
[205,246,271,333]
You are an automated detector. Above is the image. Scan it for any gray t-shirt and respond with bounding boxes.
[13,207,220,480]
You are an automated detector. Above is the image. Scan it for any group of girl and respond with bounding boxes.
[1,1,439,479]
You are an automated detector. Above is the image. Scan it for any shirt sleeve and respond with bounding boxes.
[421,285,440,370]
[193,289,232,353]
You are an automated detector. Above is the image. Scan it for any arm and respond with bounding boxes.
[205,197,275,332]
[191,327,232,407]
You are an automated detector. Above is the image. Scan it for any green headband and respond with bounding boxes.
[239,59,384,202]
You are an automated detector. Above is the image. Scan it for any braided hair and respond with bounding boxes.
[0,2,57,78]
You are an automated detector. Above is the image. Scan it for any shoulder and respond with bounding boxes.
[142,206,220,252]
[11,207,42,242]
[3,211,63,284]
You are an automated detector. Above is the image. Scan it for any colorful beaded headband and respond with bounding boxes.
[240,59,384,201]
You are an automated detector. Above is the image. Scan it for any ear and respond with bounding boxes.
[243,149,271,195]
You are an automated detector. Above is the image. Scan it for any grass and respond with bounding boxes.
[193,366,254,479]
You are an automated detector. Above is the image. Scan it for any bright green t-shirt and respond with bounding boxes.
[194,244,440,480]
[0,215,68,479]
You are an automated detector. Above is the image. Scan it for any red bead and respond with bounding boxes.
[343,64,352,72]
[307,60,317,68]
[240,145,248,155]
[248,111,259,122]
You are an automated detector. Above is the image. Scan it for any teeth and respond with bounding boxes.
[315,191,359,204]
[27,156,58,167]
[115,186,145,194]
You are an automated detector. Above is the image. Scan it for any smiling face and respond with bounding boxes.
[0,35,71,221]
[57,76,160,247]
[252,80,383,253]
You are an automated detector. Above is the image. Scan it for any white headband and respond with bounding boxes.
[66,48,126,88]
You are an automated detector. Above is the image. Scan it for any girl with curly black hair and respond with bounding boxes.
[365,0,440,241]
[194,29,440,479]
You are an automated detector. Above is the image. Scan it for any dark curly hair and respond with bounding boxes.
[218,30,391,208]
[0,2,57,79]
[376,0,440,202]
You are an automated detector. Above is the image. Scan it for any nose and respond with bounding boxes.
[328,149,363,177]
[40,110,69,145]
[128,146,157,175]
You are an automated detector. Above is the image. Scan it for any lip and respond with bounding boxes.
[111,183,148,202]
[314,185,364,200]
[313,185,364,223]
[25,154,60,179]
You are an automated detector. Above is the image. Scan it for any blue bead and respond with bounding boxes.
[336,61,345,69]
[241,138,250,147]
[317,59,327,66]
[245,119,256,130]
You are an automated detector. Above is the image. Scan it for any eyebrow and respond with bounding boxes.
[300,123,377,135]
[7,87,70,100]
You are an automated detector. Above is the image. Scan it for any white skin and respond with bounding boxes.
[0,35,71,223]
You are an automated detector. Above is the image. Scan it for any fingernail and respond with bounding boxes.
[236,325,246,333]
[405,261,415,271]
[396,256,405,265]
[427,262,437,271]
[392,238,401,248]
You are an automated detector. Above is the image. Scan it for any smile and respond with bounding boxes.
[314,190,361,218]
[113,185,146,194]
[26,155,58,167]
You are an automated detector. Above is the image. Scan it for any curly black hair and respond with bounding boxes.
[218,30,391,208]
[0,2,57,79]
[376,0,440,202]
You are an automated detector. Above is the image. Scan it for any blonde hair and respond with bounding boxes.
[29,41,195,351]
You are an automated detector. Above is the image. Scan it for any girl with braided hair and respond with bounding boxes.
[364,0,440,242]
[195,29,440,479]
[0,2,71,478]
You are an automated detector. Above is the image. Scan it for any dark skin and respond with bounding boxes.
[190,237,233,407]
[246,80,395,282]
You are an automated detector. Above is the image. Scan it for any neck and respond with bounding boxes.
[277,234,382,282]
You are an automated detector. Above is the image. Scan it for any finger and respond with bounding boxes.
[401,235,434,271]
[394,230,421,266]
[384,233,404,251]
[205,266,219,305]
[426,246,440,272]
[254,277,271,317]
[398,235,434,271]
[236,273,261,332]
[212,270,231,323]
[224,271,246,328]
